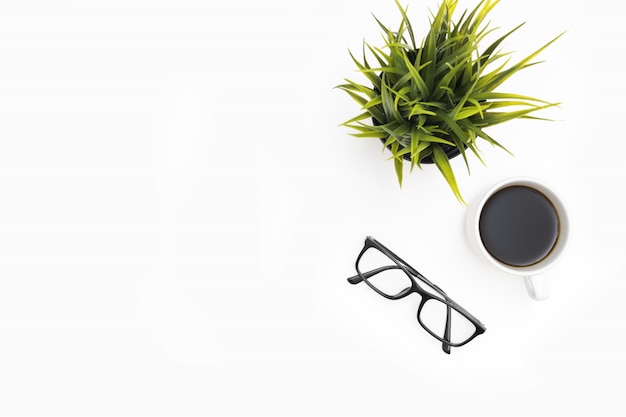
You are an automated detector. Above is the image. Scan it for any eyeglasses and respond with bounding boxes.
[347,236,486,354]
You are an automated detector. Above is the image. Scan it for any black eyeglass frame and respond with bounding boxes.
[348,236,486,351]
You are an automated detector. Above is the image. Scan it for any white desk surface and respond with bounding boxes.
[0,0,623,416]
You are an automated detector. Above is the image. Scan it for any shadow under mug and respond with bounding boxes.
[466,177,570,301]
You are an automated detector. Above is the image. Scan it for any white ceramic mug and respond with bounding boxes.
[466,177,570,301]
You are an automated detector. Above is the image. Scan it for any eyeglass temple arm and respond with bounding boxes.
[442,305,452,354]
[347,265,401,284]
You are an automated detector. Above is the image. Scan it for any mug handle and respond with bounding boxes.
[523,275,550,301]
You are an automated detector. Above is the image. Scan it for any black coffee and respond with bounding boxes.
[479,186,559,267]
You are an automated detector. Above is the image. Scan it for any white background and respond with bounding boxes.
[0,0,624,415]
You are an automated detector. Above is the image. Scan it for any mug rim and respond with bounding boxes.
[470,176,570,276]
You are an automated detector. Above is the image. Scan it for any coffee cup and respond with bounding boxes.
[466,177,570,300]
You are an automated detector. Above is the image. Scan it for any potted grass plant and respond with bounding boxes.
[337,0,563,203]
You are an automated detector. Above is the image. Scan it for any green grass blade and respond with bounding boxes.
[380,77,403,122]
[341,112,371,125]
[349,131,390,139]
[400,51,430,98]
[460,121,513,155]
[394,0,416,49]
[391,142,403,187]
[418,134,456,147]
[408,103,437,118]
[363,96,383,110]
[471,92,553,104]
[348,50,381,91]
[432,145,465,204]
[476,22,525,69]
[477,31,565,92]
[337,79,377,99]
[479,103,559,126]
[365,43,389,67]
[337,86,368,107]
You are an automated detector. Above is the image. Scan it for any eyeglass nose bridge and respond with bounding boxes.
[396,286,413,298]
